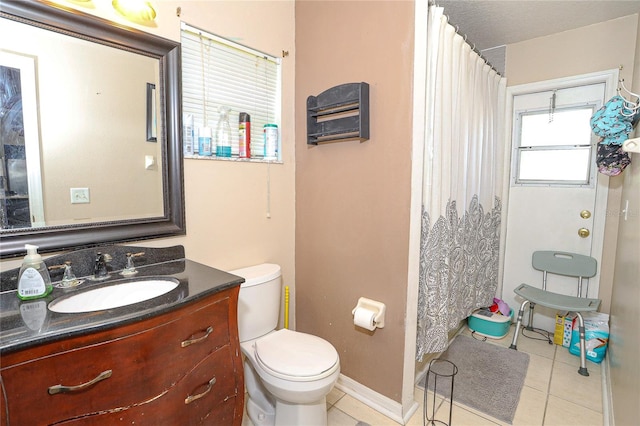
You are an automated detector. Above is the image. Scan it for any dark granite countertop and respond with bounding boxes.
[0,247,244,355]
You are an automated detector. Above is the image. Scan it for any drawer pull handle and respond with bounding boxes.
[185,377,216,404]
[181,326,214,347]
[48,370,113,395]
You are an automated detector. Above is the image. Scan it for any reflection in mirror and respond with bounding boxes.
[2,18,163,229]
[1,50,45,229]
[0,1,185,258]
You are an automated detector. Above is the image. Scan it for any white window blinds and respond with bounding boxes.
[181,23,281,159]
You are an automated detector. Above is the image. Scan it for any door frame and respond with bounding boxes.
[498,68,619,298]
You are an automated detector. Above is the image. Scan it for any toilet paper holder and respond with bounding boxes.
[352,297,386,329]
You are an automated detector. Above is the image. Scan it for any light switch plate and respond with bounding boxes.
[70,187,90,204]
[145,155,156,170]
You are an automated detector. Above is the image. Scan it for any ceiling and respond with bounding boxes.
[437,1,640,52]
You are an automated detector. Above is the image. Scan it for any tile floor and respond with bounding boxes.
[244,325,605,426]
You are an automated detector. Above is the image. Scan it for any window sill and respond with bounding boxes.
[184,154,282,164]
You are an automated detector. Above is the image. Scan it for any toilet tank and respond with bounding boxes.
[229,263,282,343]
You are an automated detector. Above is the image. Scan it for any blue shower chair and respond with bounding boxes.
[509,251,601,376]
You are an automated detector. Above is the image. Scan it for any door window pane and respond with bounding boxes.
[518,148,591,182]
[521,108,593,147]
[516,106,595,185]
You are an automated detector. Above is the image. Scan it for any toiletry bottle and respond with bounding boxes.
[17,244,53,300]
[263,123,278,160]
[215,106,232,157]
[238,112,251,158]
[184,114,195,156]
[198,126,213,156]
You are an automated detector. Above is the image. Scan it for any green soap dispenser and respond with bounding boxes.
[17,244,53,300]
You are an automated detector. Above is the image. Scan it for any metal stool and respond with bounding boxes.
[424,359,458,426]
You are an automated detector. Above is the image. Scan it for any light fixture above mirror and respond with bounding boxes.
[55,0,157,24]
[112,0,156,22]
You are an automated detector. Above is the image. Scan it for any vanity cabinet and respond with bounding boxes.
[0,286,244,425]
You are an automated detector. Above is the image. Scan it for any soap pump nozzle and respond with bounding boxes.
[24,244,41,265]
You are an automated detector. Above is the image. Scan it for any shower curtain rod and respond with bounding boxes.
[448,16,502,76]
[429,2,502,76]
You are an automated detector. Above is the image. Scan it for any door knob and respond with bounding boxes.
[580,210,591,219]
[578,228,590,238]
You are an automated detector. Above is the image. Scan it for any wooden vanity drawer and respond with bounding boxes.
[1,294,237,425]
[54,345,240,425]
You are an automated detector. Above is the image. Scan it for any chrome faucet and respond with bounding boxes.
[49,261,82,288]
[121,251,145,276]
[94,252,112,279]
[61,261,79,287]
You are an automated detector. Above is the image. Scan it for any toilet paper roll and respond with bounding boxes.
[354,307,377,331]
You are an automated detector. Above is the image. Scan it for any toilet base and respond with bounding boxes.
[244,359,276,425]
[246,397,275,425]
[245,393,328,426]
[243,356,333,426]
[274,398,327,426]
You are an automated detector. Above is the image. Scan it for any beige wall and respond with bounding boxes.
[608,13,640,425]
[507,14,640,424]
[295,1,414,402]
[506,15,638,87]
[506,14,639,315]
[0,0,297,321]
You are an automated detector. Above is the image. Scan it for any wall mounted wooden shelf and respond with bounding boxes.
[306,82,370,145]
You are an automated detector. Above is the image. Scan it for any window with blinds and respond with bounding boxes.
[181,23,281,160]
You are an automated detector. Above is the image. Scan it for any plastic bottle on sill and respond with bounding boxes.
[263,124,278,160]
[198,126,213,156]
[183,114,195,156]
[215,106,232,158]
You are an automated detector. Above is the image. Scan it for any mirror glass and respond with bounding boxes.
[0,1,185,258]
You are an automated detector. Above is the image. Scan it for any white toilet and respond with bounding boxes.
[230,263,340,426]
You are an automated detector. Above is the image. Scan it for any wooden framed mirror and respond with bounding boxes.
[0,0,185,258]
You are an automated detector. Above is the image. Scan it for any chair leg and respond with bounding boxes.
[526,302,536,331]
[510,300,530,350]
[575,312,589,376]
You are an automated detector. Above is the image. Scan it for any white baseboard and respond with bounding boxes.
[602,356,614,426]
[335,374,419,425]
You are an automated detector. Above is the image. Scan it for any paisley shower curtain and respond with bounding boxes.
[416,6,507,359]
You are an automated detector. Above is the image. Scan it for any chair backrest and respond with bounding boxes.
[532,251,597,278]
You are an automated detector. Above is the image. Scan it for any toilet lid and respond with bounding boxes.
[254,329,338,378]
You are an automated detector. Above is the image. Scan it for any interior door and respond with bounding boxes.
[501,78,612,332]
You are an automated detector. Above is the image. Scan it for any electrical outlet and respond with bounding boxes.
[70,187,90,204]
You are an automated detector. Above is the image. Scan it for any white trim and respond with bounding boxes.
[335,374,419,425]
[405,0,429,421]
[0,50,45,227]
[602,356,614,426]
[501,69,618,301]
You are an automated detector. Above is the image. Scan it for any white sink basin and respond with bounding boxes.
[48,279,179,313]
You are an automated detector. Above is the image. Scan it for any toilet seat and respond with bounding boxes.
[254,329,339,382]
